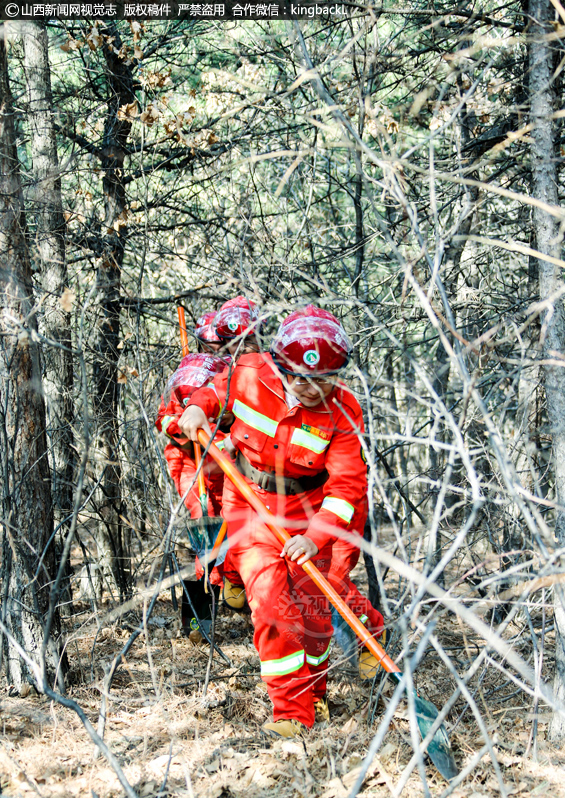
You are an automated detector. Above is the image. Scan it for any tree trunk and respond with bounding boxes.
[528,0,565,741]
[20,20,75,612]
[92,25,136,600]
[0,23,65,692]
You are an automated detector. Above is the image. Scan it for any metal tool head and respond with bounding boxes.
[185,516,223,557]
[414,694,459,781]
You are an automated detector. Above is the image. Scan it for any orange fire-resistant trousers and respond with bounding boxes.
[164,442,225,585]
[222,479,338,728]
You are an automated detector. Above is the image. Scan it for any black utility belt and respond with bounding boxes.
[235,452,328,496]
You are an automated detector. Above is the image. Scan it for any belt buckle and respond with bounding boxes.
[286,479,298,496]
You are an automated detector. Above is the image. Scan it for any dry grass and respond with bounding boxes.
[1,559,564,798]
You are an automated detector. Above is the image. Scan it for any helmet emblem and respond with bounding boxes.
[303,349,320,366]
[228,320,238,332]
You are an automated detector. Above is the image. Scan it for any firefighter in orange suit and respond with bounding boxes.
[156,353,228,523]
[215,299,384,671]
[157,295,262,518]
[179,305,372,737]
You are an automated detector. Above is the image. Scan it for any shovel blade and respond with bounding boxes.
[186,516,224,559]
[415,694,459,781]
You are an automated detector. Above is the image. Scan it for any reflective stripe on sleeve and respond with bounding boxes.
[290,427,330,454]
[321,496,355,523]
[260,649,304,677]
[207,383,222,414]
[306,642,331,667]
[161,415,176,437]
[233,399,278,437]
[359,614,368,625]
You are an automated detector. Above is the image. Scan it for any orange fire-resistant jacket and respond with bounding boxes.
[155,393,190,448]
[187,353,368,550]
[155,393,226,515]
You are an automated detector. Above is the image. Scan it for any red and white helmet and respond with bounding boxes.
[164,353,226,405]
[194,311,221,343]
[214,296,259,340]
[271,305,352,375]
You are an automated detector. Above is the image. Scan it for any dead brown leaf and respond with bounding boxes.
[59,288,76,312]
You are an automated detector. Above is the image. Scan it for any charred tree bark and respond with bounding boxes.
[528,0,565,740]
[20,21,74,612]
[92,26,136,600]
[0,24,65,692]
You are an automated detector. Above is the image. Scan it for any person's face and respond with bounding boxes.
[224,336,259,356]
[197,340,222,354]
[283,373,336,407]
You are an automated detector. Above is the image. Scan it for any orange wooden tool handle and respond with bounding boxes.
[178,306,190,357]
[193,442,208,514]
[197,429,398,674]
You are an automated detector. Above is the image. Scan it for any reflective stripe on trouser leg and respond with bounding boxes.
[290,554,333,705]
[261,649,305,677]
[306,642,331,667]
[306,641,332,702]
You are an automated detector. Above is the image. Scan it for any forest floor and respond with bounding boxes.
[1,553,564,798]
